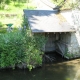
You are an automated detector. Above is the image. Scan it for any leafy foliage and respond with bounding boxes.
[70,0,80,9]
[52,0,72,10]
[0,31,24,68]
[52,0,80,10]
[24,32,46,71]
[0,0,29,4]
[0,0,29,9]
[0,28,46,70]
[52,0,65,6]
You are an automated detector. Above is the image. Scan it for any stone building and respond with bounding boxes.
[23,0,80,59]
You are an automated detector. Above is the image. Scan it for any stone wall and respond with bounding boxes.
[42,33,56,52]
[55,33,71,58]
[58,11,80,59]
[67,10,80,59]
[67,32,80,58]
[40,31,80,59]
[60,10,80,59]
[56,31,80,59]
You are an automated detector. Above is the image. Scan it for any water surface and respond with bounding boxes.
[0,53,80,80]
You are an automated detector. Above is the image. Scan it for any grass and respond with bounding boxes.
[0,1,36,28]
[0,14,23,28]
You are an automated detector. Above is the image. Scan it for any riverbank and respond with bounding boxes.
[0,52,80,80]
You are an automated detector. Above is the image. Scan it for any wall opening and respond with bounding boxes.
[43,51,66,64]
[42,32,71,62]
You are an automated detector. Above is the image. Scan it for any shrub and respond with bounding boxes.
[0,30,25,68]
[24,32,46,70]
[0,28,46,70]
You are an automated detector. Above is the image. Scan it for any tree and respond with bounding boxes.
[5,0,11,4]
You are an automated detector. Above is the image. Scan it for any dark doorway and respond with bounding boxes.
[43,51,66,64]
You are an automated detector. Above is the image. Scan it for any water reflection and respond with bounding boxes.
[0,53,80,80]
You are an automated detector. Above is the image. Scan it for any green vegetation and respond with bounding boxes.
[0,0,36,10]
[0,22,4,27]
[70,0,80,9]
[0,0,47,71]
[0,27,46,71]
[51,0,79,10]
[0,0,36,28]
[52,0,65,6]
[64,53,73,59]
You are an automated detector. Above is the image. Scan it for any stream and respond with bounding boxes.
[0,52,80,80]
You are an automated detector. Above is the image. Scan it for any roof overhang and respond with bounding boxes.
[23,10,76,33]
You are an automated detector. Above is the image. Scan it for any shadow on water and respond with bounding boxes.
[0,52,80,80]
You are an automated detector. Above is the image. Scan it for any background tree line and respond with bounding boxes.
[0,0,29,4]
[0,0,30,9]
